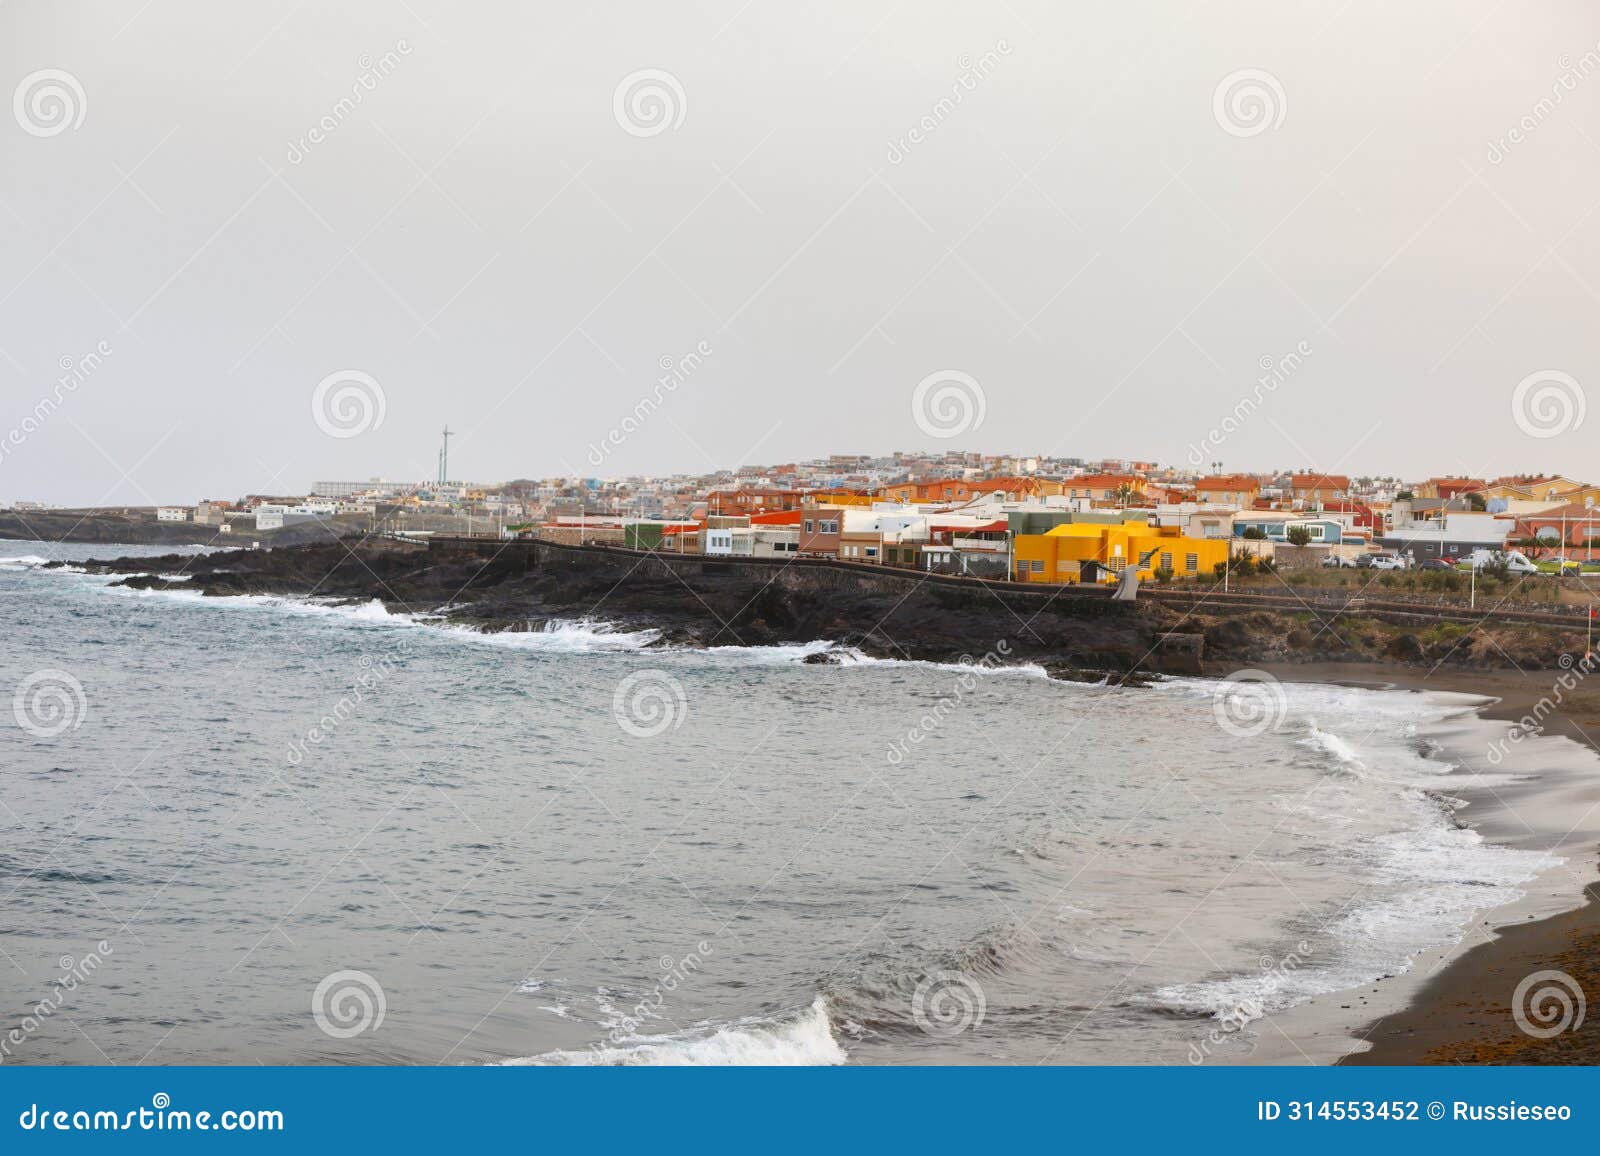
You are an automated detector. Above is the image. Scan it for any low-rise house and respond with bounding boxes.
[1153,503,1232,540]
[1233,514,1344,543]
[798,509,843,556]
[877,478,976,504]
[1012,519,1228,584]
[837,509,929,565]
[1062,474,1146,505]
[156,506,189,522]
[194,500,232,525]
[1414,477,1485,500]
[1288,473,1350,508]
[1193,474,1261,507]
[623,521,701,551]
[705,488,807,514]
[1479,475,1595,505]
[1380,510,1516,561]
[1508,503,1600,560]
[704,526,753,556]
[752,527,800,556]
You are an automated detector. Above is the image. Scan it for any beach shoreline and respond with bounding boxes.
[1242,661,1600,1065]
[14,542,1600,1065]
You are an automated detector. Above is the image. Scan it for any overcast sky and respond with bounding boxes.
[3,1,1599,504]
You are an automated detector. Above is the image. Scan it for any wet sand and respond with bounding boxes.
[1252,662,1600,1065]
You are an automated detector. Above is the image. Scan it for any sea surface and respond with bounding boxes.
[0,541,1566,1065]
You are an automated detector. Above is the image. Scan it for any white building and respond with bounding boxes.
[156,506,189,522]
[704,527,752,556]
[311,479,393,498]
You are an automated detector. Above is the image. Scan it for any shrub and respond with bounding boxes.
[1154,565,1174,584]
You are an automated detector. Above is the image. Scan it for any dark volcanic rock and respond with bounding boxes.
[69,537,1581,677]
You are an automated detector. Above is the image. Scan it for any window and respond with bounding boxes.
[804,520,814,534]
[1139,549,1156,566]
[822,520,838,534]
[865,547,878,558]
[1029,560,1044,573]
[1160,552,1173,570]
[1185,553,1198,573]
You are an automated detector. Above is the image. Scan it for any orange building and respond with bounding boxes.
[1289,474,1350,508]
[1193,474,1261,506]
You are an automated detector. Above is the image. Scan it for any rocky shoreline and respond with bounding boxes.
[57,537,1598,677]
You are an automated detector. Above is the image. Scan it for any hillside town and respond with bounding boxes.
[14,452,1600,587]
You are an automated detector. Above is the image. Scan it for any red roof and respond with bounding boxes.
[750,510,802,525]
[1195,474,1261,491]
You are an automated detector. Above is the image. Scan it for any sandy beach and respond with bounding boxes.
[1248,662,1600,1065]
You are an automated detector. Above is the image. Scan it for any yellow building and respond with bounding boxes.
[1011,520,1229,584]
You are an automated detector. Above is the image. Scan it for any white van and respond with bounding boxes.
[1468,548,1539,575]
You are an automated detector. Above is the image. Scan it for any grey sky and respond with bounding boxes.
[3,0,1598,504]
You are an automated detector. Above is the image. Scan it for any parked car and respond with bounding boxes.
[1368,555,1409,571]
[1418,558,1456,571]
[1550,557,1584,576]
[1321,554,1358,568]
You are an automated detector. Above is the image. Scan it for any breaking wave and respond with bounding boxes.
[503,996,846,1066]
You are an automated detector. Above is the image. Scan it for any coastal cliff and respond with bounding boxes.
[64,537,1595,677]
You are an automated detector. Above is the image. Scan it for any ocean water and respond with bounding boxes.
[0,542,1564,1066]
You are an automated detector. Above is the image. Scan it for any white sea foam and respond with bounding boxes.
[1147,677,1567,1025]
[1299,721,1365,770]
[434,618,660,652]
[502,996,846,1066]
[0,554,52,569]
[91,580,666,652]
